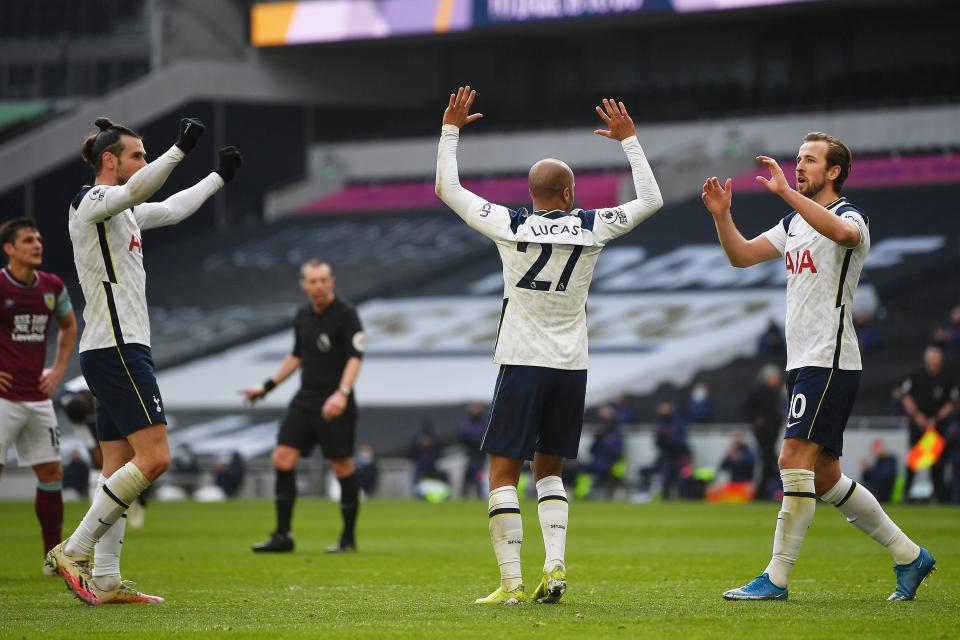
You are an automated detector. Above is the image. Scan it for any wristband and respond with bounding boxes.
[338,385,352,397]
[263,379,277,393]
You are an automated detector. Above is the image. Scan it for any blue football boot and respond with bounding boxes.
[723,573,788,601]
[888,547,936,601]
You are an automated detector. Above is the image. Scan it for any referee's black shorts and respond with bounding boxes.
[278,396,357,460]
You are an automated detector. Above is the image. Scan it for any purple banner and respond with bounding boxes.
[299,154,960,216]
[299,171,621,214]
[730,153,960,193]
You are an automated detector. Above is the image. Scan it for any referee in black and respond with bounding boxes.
[900,345,959,502]
[242,259,364,552]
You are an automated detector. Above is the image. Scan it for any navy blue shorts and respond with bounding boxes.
[784,366,861,458]
[79,344,167,441]
[481,365,587,461]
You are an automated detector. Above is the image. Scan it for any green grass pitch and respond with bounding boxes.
[1,498,957,639]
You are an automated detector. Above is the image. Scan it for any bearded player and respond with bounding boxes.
[702,133,934,602]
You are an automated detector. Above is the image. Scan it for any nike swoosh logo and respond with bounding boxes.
[98,518,110,526]
[788,233,796,237]
[787,421,802,428]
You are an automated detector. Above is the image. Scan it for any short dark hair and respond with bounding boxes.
[300,259,331,278]
[81,117,142,174]
[803,132,853,193]
[0,217,39,248]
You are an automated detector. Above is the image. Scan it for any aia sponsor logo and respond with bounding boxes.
[128,234,143,254]
[785,249,817,274]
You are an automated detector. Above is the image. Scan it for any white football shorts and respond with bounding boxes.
[0,397,60,467]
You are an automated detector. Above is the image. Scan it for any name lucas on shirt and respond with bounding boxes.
[530,223,581,238]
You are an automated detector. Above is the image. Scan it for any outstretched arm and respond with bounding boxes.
[75,118,207,224]
[240,354,301,405]
[702,176,780,267]
[135,146,242,231]
[591,99,663,244]
[435,86,517,241]
[435,85,484,217]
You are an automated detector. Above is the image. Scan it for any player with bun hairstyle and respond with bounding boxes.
[45,116,241,606]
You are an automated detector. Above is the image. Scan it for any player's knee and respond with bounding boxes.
[141,453,170,480]
[331,458,354,477]
[777,452,790,470]
[35,464,62,483]
[273,449,297,470]
[813,477,833,495]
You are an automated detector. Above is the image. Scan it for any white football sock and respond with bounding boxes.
[536,476,568,571]
[819,474,920,565]
[763,469,816,588]
[65,462,149,557]
[92,475,125,584]
[488,486,523,591]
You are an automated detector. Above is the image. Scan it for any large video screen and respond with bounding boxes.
[251,0,822,47]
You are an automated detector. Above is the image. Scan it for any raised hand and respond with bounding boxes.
[594,98,636,142]
[176,117,206,153]
[216,146,243,183]
[755,155,790,195]
[701,176,733,218]
[442,86,483,129]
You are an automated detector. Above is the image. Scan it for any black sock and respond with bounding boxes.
[275,469,297,535]
[338,473,359,544]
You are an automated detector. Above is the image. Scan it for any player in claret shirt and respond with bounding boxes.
[702,132,935,602]
[0,217,77,576]
[436,86,663,605]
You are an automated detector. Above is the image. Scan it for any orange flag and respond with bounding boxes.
[906,429,946,472]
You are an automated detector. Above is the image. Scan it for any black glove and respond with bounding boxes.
[215,146,243,183]
[175,117,205,153]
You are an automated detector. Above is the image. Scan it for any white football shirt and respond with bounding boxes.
[762,196,870,371]
[69,145,224,352]
[436,124,663,369]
